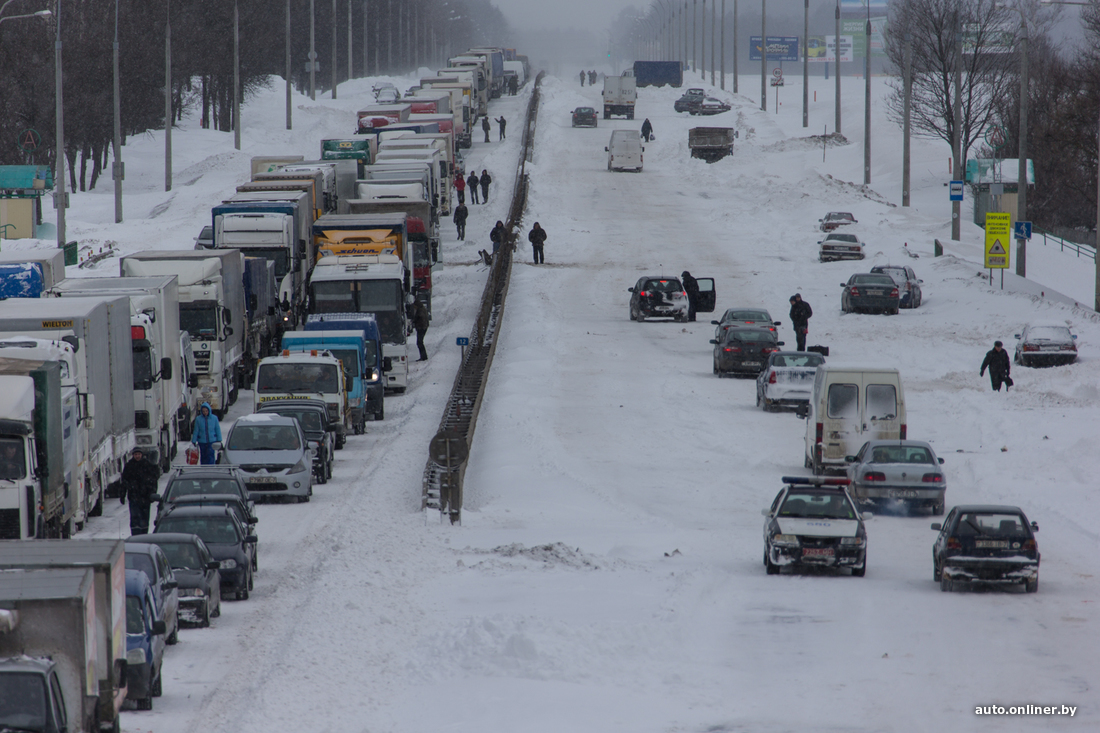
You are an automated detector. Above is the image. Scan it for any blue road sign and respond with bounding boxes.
[456,337,469,346]
[949,180,964,201]
[1014,221,1032,240]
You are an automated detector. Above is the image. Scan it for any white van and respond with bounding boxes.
[606,130,643,172]
[800,366,906,474]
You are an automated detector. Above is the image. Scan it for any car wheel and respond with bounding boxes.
[713,359,719,375]
[199,601,211,628]
[940,575,952,592]
[933,557,942,582]
[851,559,866,577]
[1025,576,1038,593]
[166,620,178,645]
[211,597,221,618]
[765,549,780,575]
[152,669,162,698]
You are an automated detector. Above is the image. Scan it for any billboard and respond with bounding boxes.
[842,18,888,57]
[807,35,854,63]
[840,0,888,9]
[749,36,800,62]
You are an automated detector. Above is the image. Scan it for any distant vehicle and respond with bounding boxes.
[124,542,180,645]
[841,273,900,314]
[606,129,644,171]
[1014,323,1078,367]
[128,533,223,628]
[819,232,865,262]
[756,351,825,411]
[819,212,857,232]
[871,264,923,308]
[154,504,257,601]
[932,505,1039,592]
[124,569,167,711]
[194,224,214,249]
[761,477,870,577]
[688,126,736,162]
[673,88,707,113]
[697,97,732,115]
[628,276,688,321]
[571,107,598,127]
[844,439,946,515]
[712,307,780,339]
[711,327,784,377]
[374,86,400,104]
[220,413,314,504]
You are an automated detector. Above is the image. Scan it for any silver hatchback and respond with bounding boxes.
[221,414,314,503]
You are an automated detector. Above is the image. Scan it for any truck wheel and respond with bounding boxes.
[375,404,384,421]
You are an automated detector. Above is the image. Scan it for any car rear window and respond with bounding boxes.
[853,275,896,287]
[167,478,243,499]
[955,513,1030,537]
[827,234,859,243]
[866,384,898,420]
[158,517,239,545]
[725,310,770,322]
[645,279,683,293]
[158,542,203,570]
[874,268,907,284]
[827,383,858,418]
[1026,326,1072,341]
[728,330,775,343]
[772,354,823,367]
[869,445,932,463]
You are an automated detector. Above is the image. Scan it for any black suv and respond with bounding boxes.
[571,107,598,127]
[673,88,707,114]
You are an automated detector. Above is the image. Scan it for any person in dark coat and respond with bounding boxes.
[482,116,491,143]
[509,75,519,95]
[681,271,700,321]
[579,70,586,86]
[641,118,653,142]
[589,70,597,85]
[495,115,507,140]
[454,172,466,204]
[789,294,813,351]
[453,203,468,240]
[489,220,507,253]
[120,448,159,536]
[479,169,492,203]
[528,222,547,264]
[191,402,222,465]
[980,340,1013,391]
[412,298,430,361]
[467,171,480,204]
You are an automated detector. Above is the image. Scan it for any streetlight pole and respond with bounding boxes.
[233,0,240,150]
[347,0,353,81]
[331,0,338,98]
[863,0,871,184]
[286,0,291,130]
[54,0,66,251]
[112,0,122,221]
[903,29,911,206]
[802,0,808,127]
[733,0,737,93]
[701,0,706,80]
[693,0,697,78]
[710,0,715,85]
[951,9,962,241]
[164,0,172,189]
[835,0,841,134]
[720,0,725,90]
[309,0,316,99]
[760,0,766,112]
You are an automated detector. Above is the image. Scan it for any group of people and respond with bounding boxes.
[579,70,598,86]
[454,169,492,206]
[481,115,506,143]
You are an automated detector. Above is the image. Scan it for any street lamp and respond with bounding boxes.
[863,0,871,184]
[112,0,122,221]
[760,0,766,112]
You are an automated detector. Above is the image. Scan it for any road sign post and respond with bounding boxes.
[1013,221,1032,240]
[456,336,469,361]
[949,180,964,201]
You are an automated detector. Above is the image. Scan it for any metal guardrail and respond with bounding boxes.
[422,72,544,523]
[1034,226,1096,262]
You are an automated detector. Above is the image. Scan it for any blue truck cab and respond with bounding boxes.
[124,568,166,711]
[304,313,387,422]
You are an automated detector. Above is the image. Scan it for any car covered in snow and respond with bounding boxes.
[571,107,598,127]
[628,276,689,321]
[755,350,825,411]
[870,264,923,308]
[844,439,946,515]
[697,97,732,115]
[932,505,1039,592]
[1013,323,1078,367]
[762,477,869,576]
[819,211,858,232]
[712,307,780,339]
[819,232,865,262]
[841,273,900,314]
[711,327,783,377]
[673,88,707,113]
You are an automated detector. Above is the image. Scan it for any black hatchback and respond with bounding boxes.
[154,505,257,601]
[129,533,222,627]
[571,107,598,127]
[711,327,783,376]
[932,505,1040,592]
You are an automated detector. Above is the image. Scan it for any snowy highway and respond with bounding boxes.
[57,67,1100,733]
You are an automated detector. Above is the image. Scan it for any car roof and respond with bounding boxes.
[129,532,205,546]
[168,493,247,505]
[125,567,154,596]
[158,504,236,518]
[951,505,1028,514]
[640,275,681,282]
[233,413,300,427]
[168,466,244,479]
[871,264,908,271]
[1024,321,1072,330]
[124,542,165,559]
[771,350,821,356]
[257,400,327,413]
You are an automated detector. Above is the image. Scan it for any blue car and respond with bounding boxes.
[125,569,167,711]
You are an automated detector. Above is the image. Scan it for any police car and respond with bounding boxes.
[761,477,871,576]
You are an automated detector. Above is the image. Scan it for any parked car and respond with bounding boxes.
[154,504,257,601]
[1014,323,1078,367]
[628,276,689,321]
[193,225,214,249]
[673,88,707,113]
[756,350,825,411]
[256,398,335,485]
[841,273,900,314]
[220,413,314,503]
[374,87,400,103]
[697,97,731,115]
[124,542,180,645]
[932,505,1040,592]
[571,106,598,127]
[711,327,783,377]
[819,232,865,262]
[129,533,222,628]
[124,569,167,711]
[844,439,946,515]
[761,477,870,576]
[712,307,780,339]
[819,212,857,232]
[871,264,923,308]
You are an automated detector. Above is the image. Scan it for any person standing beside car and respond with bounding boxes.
[980,340,1013,392]
[454,171,466,205]
[120,448,159,536]
[192,402,222,465]
[412,298,430,362]
[681,271,699,321]
[789,293,813,351]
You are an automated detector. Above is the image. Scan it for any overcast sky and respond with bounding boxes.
[494,0,643,33]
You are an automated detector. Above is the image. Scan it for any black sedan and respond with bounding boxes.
[571,107,598,127]
[628,276,689,321]
[154,505,257,601]
[932,505,1039,592]
[711,327,783,376]
[129,533,222,627]
[673,88,707,113]
[841,273,900,314]
[160,466,257,524]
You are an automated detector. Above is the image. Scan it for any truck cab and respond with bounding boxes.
[0,656,71,733]
[253,351,351,447]
[280,330,368,434]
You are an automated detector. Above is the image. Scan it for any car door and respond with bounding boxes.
[694,278,716,313]
[153,546,179,638]
[863,380,901,441]
[822,377,860,463]
[932,507,957,563]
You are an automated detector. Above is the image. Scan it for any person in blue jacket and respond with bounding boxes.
[192,402,222,465]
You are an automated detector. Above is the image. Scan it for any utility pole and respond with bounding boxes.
[710,0,715,85]
[164,0,172,190]
[701,0,706,81]
[112,0,122,221]
[733,0,738,93]
[331,0,338,98]
[802,0,808,127]
[760,0,766,111]
[902,30,911,206]
[309,0,316,99]
[1015,12,1028,278]
[720,0,725,90]
[863,3,871,184]
[952,10,962,241]
[834,0,841,135]
[347,0,353,81]
[285,0,292,129]
[693,0,697,78]
[54,0,66,251]
[233,0,240,150]
[362,0,369,75]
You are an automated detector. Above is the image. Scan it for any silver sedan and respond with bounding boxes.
[844,440,946,515]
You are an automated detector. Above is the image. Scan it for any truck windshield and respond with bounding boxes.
[242,247,290,279]
[180,303,218,339]
[132,342,154,390]
[310,280,405,344]
[256,363,340,393]
[0,438,26,480]
[0,671,47,729]
[363,341,379,367]
[327,349,360,376]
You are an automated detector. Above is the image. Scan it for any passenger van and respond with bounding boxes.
[606,129,644,172]
[799,366,906,474]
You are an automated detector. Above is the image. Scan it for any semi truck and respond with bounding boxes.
[0,249,66,299]
[244,257,282,382]
[467,48,506,98]
[120,250,246,418]
[305,313,387,421]
[0,540,130,733]
[322,138,377,178]
[603,70,637,119]
[633,60,683,87]
[447,56,489,111]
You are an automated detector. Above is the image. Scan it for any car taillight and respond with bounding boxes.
[946,538,962,551]
[1070,343,1077,351]
[1022,539,1037,551]
[724,347,741,353]
[922,473,943,483]
[864,471,886,482]
[640,291,650,297]
[890,288,899,297]
[849,287,860,296]
[768,372,777,384]
[815,422,823,443]
[681,291,687,298]
[762,347,777,354]
[1022,344,1039,352]
[900,424,907,439]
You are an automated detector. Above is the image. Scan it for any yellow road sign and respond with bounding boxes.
[984,212,1011,269]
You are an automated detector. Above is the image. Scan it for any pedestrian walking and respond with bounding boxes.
[479,169,492,203]
[490,220,507,253]
[120,448,159,536]
[412,298,430,361]
[191,401,222,465]
[482,116,491,143]
[454,172,466,205]
[579,70,586,86]
[980,340,1013,392]
[528,222,547,264]
[789,294,813,351]
[509,75,519,95]
[453,203,468,240]
[495,115,507,140]
[641,118,653,142]
[467,171,480,204]
[589,70,597,85]
[681,271,700,321]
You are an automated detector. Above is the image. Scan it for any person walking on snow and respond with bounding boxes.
[453,202,468,240]
[482,116,491,143]
[681,271,699,321]
[980,340,1013,392]
[479,169,492,203]
[490,220,507,253]
[495,115,507,140]
[454,171,466,204]
[191,401,222,465]
[412,298,430,361]
[789,294,813,351]
[120,448,159,536]
[579,70,586,86]
[589,70,597,85]
[528,222,547,264]
[641,118,653,142]
[467,171,480,204]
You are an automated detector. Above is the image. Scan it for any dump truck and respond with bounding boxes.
[688,126,737,163]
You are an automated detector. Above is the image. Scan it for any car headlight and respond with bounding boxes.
[771,534,800,546]
[220,559,237,569]
[126,648,147,665]
[291,459,308,473]
[179,588,205,598]
[349,397,362,407]
[368,368,381,382]
[840,537,864,546]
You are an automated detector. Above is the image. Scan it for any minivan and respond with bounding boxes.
[606,129,643,171]
[799,366,906,474]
